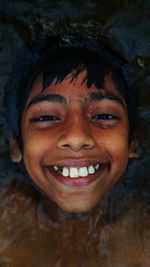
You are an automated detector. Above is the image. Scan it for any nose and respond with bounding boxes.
[57,114,95,152]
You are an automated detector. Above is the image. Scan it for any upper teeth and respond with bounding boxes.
[53,164,100,178]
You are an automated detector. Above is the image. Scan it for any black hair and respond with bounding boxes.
[4,34,137,144]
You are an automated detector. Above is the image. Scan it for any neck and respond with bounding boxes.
[37,193,105,233]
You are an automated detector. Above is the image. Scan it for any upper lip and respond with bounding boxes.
[44,159,108,168]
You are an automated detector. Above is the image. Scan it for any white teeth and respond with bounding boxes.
[54,165,59,171]
[69,167,79,178]
[53,163,100,178]
[62,167,69,177]
[79,167,88,177]
[88,165,95,174]
[95,164,100,170]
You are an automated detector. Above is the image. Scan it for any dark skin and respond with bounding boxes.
[20,71,134,213]
[3,71,149,266]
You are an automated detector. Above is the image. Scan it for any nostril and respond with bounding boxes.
[83,144,93,149]
[62,144,70,148]
[59,141,94,151]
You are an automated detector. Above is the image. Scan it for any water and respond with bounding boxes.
[0,0,150,266]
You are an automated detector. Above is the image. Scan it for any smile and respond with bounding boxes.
[53,163,100,178]
[44,160,110,187]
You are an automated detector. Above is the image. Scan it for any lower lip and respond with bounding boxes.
[45,164,109,187]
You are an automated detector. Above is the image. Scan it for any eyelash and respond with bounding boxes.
[92,113,119,120]
[30,115,60,122]
[91,113,120,128]
[29,113,119,129]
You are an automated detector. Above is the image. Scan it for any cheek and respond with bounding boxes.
[109,138,129,166]
[96,129,129,164]
[22,132,47,168]
[22,130,60,175]
[22,140,41,176]
[21,133,50,183]
[106,134,129,153]
[108,137,129,180]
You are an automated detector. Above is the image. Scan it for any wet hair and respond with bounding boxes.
[4,35,137,144]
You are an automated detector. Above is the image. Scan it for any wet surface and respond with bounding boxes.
[0,0,150,266]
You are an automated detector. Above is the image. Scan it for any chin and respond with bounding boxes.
[58,201,99,213]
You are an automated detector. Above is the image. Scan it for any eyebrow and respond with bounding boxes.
[26,94,67,109]
[88,92,125,107]
[26,91,125,110]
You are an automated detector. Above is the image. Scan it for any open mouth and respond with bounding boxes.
[44,162,109,187]
[48,163,105,178]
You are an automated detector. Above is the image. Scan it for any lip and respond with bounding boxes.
[44,158,107,168]
[44,162,110,187]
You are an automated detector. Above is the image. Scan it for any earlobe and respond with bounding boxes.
[129,138,138,159]
[9,137,22,163]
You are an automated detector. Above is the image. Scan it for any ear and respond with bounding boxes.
[9,137,22,163]
[129,138,138,159]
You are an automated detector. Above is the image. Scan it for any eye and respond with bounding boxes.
[93,113,119,120]
[92,113,120,127]
[30,115,60,123]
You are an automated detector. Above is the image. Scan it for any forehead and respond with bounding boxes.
[26,71,124,105]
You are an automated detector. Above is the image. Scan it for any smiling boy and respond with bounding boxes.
[3,36,150,267]
[4,37,137,213]
[21,71,131,213]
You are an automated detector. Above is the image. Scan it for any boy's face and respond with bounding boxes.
[21,71,133,212]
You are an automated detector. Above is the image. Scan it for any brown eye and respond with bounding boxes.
[92,113,120,128]
[30,115,60,122]
[93,114,119,120]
